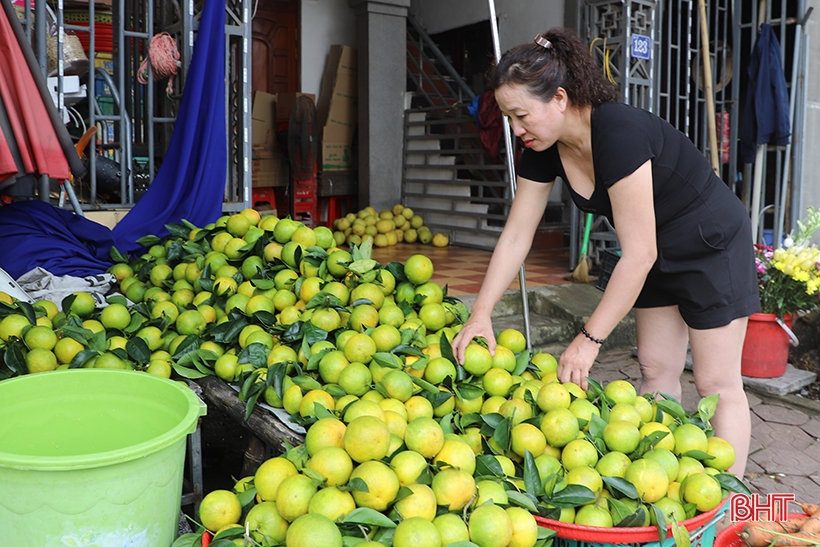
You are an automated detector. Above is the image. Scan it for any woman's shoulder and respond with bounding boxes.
[594,102,657,127]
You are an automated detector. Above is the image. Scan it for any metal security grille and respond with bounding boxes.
[578,0,809,263]
[25,0,251,212]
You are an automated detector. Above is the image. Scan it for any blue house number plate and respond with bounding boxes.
[631,34,651,60]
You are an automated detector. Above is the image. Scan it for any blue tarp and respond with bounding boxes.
[0,0,227,279]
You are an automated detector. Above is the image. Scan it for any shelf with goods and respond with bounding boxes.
[13,0,252,213]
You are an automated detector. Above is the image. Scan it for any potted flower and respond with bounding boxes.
[743,208,820,377]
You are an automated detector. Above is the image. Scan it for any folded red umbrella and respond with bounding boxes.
[0,0,85,185]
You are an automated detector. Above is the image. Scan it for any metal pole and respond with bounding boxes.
[487,0,532,352]
[775,7,812,244]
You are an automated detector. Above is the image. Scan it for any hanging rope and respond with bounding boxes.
[137,32,181,96]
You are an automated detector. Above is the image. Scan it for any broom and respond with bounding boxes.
[572,212,594,283]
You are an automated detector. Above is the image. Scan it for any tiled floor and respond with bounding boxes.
[369,243,573,296]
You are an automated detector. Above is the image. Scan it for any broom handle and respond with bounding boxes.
[698,0,720,175]
[580,213,593,257]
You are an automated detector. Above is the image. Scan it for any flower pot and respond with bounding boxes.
[740,312,792,378]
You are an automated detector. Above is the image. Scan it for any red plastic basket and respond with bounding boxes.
[535,498,728,545]
[713,513,808,547]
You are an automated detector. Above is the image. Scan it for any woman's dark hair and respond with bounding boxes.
[486,28,619,106]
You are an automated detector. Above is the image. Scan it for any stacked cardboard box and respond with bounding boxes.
[317,45,357,171]
[251,91,289,188]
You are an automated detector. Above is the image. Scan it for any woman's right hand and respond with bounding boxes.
[451,313,496,365]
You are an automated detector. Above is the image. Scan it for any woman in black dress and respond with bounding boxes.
[451,28,758,476]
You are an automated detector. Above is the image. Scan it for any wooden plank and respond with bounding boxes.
[196,376,305,456]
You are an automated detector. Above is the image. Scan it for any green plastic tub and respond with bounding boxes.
[0,369,206,547]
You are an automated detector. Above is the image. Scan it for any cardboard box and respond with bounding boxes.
[322,142,354,171]
[252,91,277,146]
[318,45,358,145]
[252,145,289,187]
[323,95,357,143]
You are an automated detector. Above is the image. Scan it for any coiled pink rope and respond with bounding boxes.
[137,32,180,95]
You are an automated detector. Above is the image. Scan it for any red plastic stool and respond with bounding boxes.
[252,187,277,210]
[321,195,352,228]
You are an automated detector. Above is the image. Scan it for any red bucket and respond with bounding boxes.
[740,313,792,378]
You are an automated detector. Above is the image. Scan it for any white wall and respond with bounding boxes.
[800,0,820,226]
[300,0,357,99]
[410,0,564,51]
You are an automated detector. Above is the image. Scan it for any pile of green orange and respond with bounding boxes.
[0,208,748,547]
[332,204,449,249]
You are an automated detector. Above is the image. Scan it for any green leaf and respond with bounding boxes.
[125,337,152,364]
[238,343,269,368]
[3,341,26,374]
[171,335,201,360]
[609,497,638,526]
[602,476,638,499]
[697,394,720,426]
[136,234,161,247]
[491,416,511,453]
[348,259,378,275]
[346,477,370,493]
[342,507,397,528]
[672,522,691,547]
[650,504,667,545]
[512,349,531,376]
[306,292,346,310]
[171,363,210,379]
[445,543,480,547]
[506,490,539,512]
[209,317,249,345]
[165,222,191,239]
[410,375,440,394]
[588,413,608,442]
[523,450,544,497]
[656,397,687,422]
[454,382,485,401]
[373,352,403,369]
[681,450,714,461]
[68,348,100,369]
[547,484,597,507]
[614,506,649,528]
[170,533,199,547]
[715,472,751,495]
[475,454,505,477]
[16,301,36,325]
[109,246,128,263]
[440,334,456,364]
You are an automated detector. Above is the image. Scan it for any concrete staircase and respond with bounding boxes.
[403,111,502,249]
[456,283,637,356]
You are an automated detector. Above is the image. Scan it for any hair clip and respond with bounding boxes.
[534,34,552,49]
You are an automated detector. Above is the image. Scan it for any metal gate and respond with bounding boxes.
[577,0,809,264]
[18,0,252,213]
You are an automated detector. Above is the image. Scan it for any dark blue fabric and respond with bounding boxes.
[0,200,114,279]
[740,23,790,164]
[111,0,226,254]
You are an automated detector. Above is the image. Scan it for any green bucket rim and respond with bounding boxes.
[0,369,206,471]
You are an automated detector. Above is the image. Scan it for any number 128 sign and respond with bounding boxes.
[631,34,651,60]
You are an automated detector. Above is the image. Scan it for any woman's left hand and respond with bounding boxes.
[557,334,601,390]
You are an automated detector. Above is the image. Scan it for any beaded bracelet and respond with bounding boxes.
[580,326,605,345]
